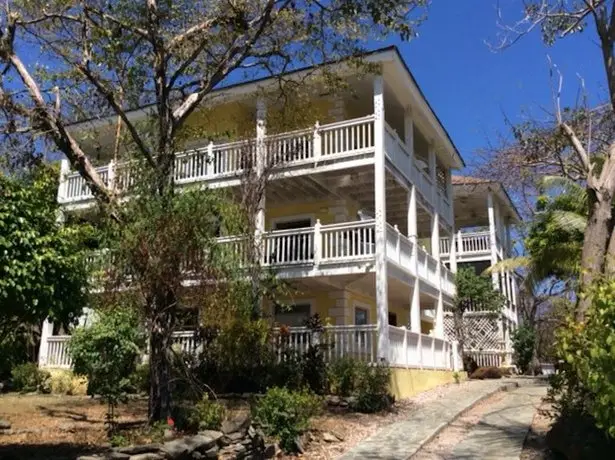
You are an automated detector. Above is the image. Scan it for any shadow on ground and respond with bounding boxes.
[0,443,100,460]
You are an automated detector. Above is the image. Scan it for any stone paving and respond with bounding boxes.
[340,379,519,460]
[449,380,547,460]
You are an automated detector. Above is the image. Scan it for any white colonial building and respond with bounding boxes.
[38,46,519,376]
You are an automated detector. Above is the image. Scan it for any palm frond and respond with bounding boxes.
[483,256,531,275]
[550,210,587,233]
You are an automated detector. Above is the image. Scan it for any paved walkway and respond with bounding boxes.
[449,381,547,460]
[340,379,520,460]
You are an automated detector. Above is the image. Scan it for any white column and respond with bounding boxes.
[431,213,440,260]
[255,97,267,259]
[449,230,458,273]
[434,293,444,338]
[408,186,421,334]
[374,74,389,361]
[428,142,437,203]
[38,318,54,367]
[487,191,498,289]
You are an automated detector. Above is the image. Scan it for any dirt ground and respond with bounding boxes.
[0,393,148,460]
[0,381,480,460]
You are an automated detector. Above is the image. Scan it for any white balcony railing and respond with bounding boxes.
[59,116,452,227]
[440,231,491,256]
[59,116,376,204]
[41,324,458,371]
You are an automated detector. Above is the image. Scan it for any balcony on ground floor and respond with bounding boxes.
[87,219,456,299]
[39,324,458,371]
[58,116,453,226]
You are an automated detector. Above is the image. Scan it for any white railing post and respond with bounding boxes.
[313,219,321,268]
[206,141,214,176]
[313,121,321,161]
[38,318,54,367]
[457,230,463,255]
[107,159,116,191]
[418,333,423,369]
[431,336,436,368]
[394,224,401,264]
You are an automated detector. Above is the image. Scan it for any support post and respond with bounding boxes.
[408,186,421,334]
[373,74,389,361]
[107,159,116,192]
[487,191,499,289]
[449,230,457,273]
[56,158,70,203]
[255,97,267,262]
[38,318,54,367]
[452,340,460,371]
[410,280,421,334]
[431,213,440,260]
[434,292,444,338]
[313,219,321,268]
[313,121,321,161]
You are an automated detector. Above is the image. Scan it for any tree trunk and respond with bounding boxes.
[148,291,176,422]
[577,189,614,320]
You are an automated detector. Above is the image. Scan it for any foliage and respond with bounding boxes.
[454,267,505,314]
[351,362,393,413]
[49,371,88,395]
[129,363,151,395]
[512,325,536,374]
[328,357,360,397]
[69,307,144,431]
[11,363,50,393]
[185,394,226,432]
[0,165,90,340]
[254,387,322,453]
[551,281,615,437]
[524,177,586,283]
[469,366,503,380]
[299,314,329,394]
[453,372,461,384]
[0,326,32,380]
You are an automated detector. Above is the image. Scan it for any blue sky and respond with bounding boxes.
[386,0,606,171]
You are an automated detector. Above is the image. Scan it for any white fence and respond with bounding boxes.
[40,325,458,372]
[465,350,510,368]
[388,326,457,370]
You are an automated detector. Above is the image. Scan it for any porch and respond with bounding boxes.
[38,324,460,372]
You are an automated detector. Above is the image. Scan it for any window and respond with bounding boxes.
[354,307,369,325]
[388,312,398,327]
[274,303,311,327]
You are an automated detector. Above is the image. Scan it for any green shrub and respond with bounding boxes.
[328,357,358,397]
[11,363,50,393]
[512,325,536,374]
[253,387,322,452]
[351,362,393,413]
[470,366,503,380]
[184,394,226,432]
[550,281,615,437]
[69,307,144,431]
[129,363,150,394]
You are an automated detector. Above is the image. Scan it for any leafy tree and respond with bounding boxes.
[0,165,90,346]
[452,267,505,362]
[69,306,144,432]
[0,0,429,421]
[487,0,615,318]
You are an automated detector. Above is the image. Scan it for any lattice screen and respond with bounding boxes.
[444,313,504,351]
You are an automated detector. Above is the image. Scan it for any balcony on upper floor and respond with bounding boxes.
[87,218,456,300]
[58,116,453,227]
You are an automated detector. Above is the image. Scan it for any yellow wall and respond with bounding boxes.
[264,286,345,325]
[389,368,467,400]
[265,198,363,229]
